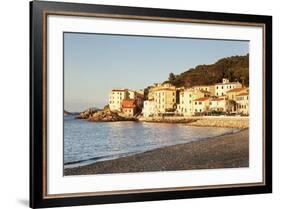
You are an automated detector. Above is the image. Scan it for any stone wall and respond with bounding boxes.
[138,116,249,128]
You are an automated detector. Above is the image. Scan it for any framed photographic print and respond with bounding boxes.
[30,0,272,208]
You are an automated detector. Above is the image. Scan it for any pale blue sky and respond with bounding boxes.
[64,32,249,112]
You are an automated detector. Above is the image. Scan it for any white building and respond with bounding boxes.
[215,78,242,97]
[193,97,210,115]
[142,100,157,117]
[177,88,211,116]
[108,89,129,111]
[209,98,228,112]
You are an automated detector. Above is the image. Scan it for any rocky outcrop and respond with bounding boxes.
[75,108,136,122]
[88,109,136,122]
[75,108,99,119]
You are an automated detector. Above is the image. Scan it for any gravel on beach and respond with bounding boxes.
[64,129,249,176]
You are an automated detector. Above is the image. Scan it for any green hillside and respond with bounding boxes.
[165,54,249,87]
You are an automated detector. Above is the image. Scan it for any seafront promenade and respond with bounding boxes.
[139,116,249,129]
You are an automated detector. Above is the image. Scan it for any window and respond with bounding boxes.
[221,86,224,89]
[216,86,219,89]
[199,102,202,105]
[195,102,197,105]
[199,109,202,112]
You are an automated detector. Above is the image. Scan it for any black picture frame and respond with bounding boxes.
[30,1,272,208]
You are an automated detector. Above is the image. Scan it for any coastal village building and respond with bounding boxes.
[109,89,129,111]
[236,92,249,115]
[226,87,249,113]
[209,97,228,112]
[193,85,215,96]
[142,100,157,117]
[177,88,211,116]
[128,90,144,109]
[226,87,248,100]
[152,83,177,113]
[108,78,249,117]
[215,78,242,97]
[121,99,137,117]
[193,97,210,115]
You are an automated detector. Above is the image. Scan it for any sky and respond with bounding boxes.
[64,32,249,112]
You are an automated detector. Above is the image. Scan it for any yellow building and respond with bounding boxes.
[215,78,242,97]
[236,92,249,115]
[153,84,176,113]
[147,83,162,100]
[193,85,215,96]
[109,89,129,111]
[177,88,211,116]
[226,87,248,100]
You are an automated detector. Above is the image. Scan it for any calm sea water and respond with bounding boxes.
[64,115,240,168]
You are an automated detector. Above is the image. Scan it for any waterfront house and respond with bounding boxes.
[209,97,228,112]
[109,89,129,111]
[128,90,144,109]
[215,78,242,97]
[142,100,157,117]
[193,97,210,115]
[236,92,249,115]
[226,87,248,100]
[121,99,137,117]
[177,88,211,116]
[153,83,177,113]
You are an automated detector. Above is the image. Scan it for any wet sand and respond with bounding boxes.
[64,129,249,176]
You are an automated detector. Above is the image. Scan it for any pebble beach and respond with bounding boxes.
[64,129,249,176]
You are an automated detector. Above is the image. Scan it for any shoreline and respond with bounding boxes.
[64,129,249,176]
[71,115,249,129]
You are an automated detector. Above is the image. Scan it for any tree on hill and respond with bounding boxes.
[164,54,249,87]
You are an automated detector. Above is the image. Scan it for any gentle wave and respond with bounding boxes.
[64,116,240,168]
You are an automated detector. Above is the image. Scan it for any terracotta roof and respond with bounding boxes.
[193,97,209,102]
[237,92,249,96]
[211,98,224,101]
[121,99,136,108]
[226,88,246,93]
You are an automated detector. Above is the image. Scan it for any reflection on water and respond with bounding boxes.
[64,115,240,168]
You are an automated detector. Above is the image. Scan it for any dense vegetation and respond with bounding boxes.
[164,54,249,88]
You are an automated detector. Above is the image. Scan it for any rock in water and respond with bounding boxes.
[75,108,98,119]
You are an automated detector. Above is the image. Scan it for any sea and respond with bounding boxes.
[64,115,240,168]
